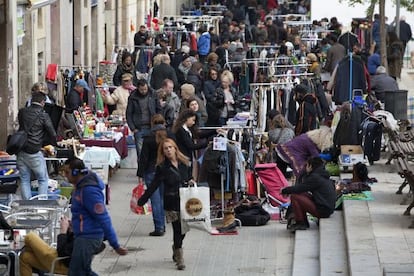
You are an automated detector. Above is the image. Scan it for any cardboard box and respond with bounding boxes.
[339,145,366,171]
[340,145,363,155]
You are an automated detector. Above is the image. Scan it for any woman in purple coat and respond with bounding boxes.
[275,126,332,177]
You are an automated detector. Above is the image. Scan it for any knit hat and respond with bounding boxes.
[376,66,386,74]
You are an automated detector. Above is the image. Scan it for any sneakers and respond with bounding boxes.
[149,230,165,236]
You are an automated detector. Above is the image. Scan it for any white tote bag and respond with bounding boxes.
[179,184,212,233]
[180,184,210,221]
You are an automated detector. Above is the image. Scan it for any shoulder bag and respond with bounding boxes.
[6,117,38,155]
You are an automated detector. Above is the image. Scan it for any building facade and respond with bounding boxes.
[0,0,182,149]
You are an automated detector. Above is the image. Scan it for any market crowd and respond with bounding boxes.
[11,0,413,273]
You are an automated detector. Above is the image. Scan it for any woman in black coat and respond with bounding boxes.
[172,110,209,176]
[281,157,336,232]
[138,138,193,270]
[203,67,221,102]
[113,52,137,86]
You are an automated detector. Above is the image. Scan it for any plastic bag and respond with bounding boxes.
[130,182,152,215]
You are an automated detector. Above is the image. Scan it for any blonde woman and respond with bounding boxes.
[138,138,194,270]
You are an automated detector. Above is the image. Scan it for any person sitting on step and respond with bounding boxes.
[281,157,336,232]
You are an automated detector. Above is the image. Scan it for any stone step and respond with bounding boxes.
[383,264,414,275]
[343,200,381,276]
[292,223,319,276]
[319,211,348,276]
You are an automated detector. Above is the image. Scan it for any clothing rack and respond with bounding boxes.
[58,65,96,69]
[249,81,296,86]
[258,63,309,68]
[247,45,280,49]
[271,14,309,21]
[285,20,313,25]
[200,125,254,218]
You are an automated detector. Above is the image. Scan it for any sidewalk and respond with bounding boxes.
[92,169,294,276]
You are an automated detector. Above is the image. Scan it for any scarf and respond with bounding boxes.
[178,63,191,80]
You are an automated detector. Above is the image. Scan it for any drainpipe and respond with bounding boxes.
[115,0,119,47]
[72,0,75,65]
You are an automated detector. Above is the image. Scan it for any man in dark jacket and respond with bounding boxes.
[65,79,91,113]
[16,92,57,199]
[399,16,412,57]
[150,54,178,90]
[134,25,149,50]
[281,157,336,232]
[370,66,399,102]
[64,157,127,275]
[126,79,160,166]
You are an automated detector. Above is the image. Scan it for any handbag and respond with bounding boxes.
[130,181,152,215]
[6,131,27,155]
[179,184,210,222]
[6,117,39,155]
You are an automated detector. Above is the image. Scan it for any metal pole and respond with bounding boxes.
[115,0,119,47]
[396,0,400,38]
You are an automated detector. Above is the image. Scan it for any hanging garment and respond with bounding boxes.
[332,55,367,105]
[46,64,58,82]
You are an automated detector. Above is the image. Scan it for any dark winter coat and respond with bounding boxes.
[112,65,136,87]
[126,89,159,132]
[174,127,208,164]
[387,41,403,79]
[295,93,318,136]
[332,56,367,105]
[186,71,204,99]
[399,20,412,44]
[18,103,56,153]
[150,62,178,90]
[203,79,221,101]
[138,159,192,211]
[282,166,336,218]
[137,130,175,177]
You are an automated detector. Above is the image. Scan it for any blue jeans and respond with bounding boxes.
[16,151,49,200]
[69,237,102,276]
[134,127,151,164]
[145,171,165,231]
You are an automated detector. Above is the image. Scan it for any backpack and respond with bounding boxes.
[234,202,270,226]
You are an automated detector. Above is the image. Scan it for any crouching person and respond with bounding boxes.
[281,157,336,232]
[20,216,72,275]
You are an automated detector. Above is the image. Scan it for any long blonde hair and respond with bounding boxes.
[156,138,190,166]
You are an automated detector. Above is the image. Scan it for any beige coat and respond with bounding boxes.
[103,86,130,117]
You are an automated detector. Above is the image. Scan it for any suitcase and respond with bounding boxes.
[361,118,382,164]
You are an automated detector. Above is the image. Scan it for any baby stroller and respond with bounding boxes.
[254,163,290,223]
